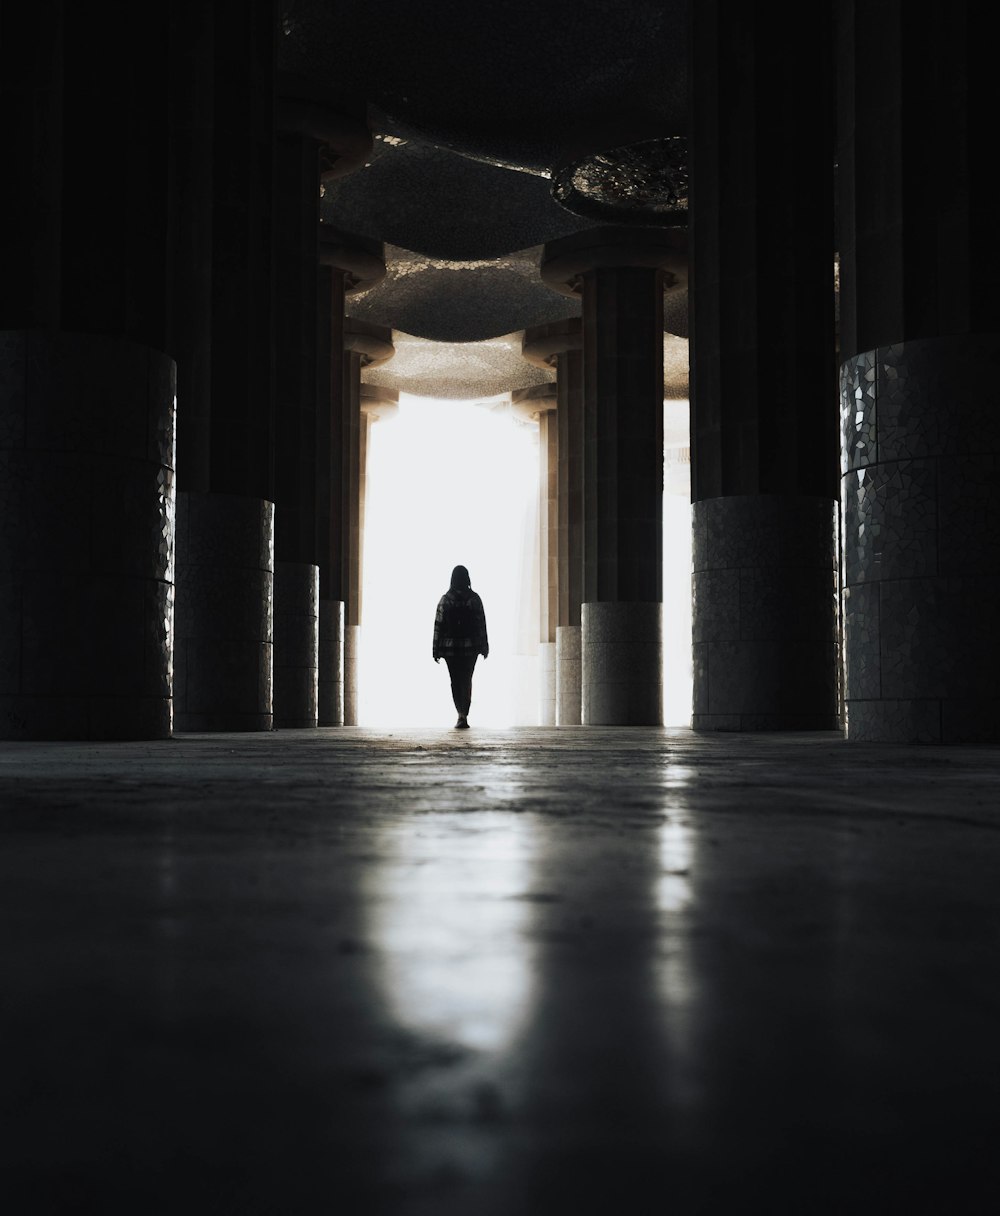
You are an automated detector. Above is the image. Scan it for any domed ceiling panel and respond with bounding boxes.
[348,245,581,343]
[361,331,555,401]
[321,138,590,261]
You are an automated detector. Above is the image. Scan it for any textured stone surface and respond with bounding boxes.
[5,726,999,1214]
[556,624,581,726]
[582,602,662,726]
[344,623,360,727]
[692,496,840,731]
[363,328,556,402]
[174,492,274,733]
[273,562,319,729]
[539,641,556,726]
[318,599,345,727]
[0,332,175,739]
[840,337,1000,742]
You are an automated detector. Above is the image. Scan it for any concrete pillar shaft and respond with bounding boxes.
[318,599,344,727]
[557,347,585,631]
[0,331,176,739]
[556,625,582,725]
[538,410,559,645]
[273,561,319,729]
[539,641,557,726]
[582,265,664,605]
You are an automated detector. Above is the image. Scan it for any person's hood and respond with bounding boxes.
[449,565,472,593]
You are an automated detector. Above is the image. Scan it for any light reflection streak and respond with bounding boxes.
[365,810,538,1054]
[654,766,702,1091]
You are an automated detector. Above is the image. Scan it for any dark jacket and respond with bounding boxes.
[433,587,489,659]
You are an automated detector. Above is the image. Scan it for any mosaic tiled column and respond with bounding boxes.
[318,232,385,726]
[0,332,175,740]
[342,321,394,725]
[840,339,1000,742]
[836,6,1000,741]
[542,230,687,724]
[522,320,584,724]
[174,494,274,731]
[692,497,840,730]
[513,383,559,724]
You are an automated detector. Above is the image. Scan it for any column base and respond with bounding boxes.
[582,603,662,726]
[556,626,582,725]
[273,561,318,728]
[692,495,840,732]
[539,641,556,725]
[344,624,360,726]
[174,492,274,732]
[318,599,344,726]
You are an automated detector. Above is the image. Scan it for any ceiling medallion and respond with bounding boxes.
[551,136,689,225]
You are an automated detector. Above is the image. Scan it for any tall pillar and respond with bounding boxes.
[542,230,685,725]
[522,320,584,724]
[837,4,1000,742]
[689,2,840,732]
[173,0,277,732]
[342,321,395,725]
[0,6,178,739]
[317,231,385,726]
[512,384,559,725]
[272,82,372,729]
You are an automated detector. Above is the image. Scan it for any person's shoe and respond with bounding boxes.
[456,715,469,729]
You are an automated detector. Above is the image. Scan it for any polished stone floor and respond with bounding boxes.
[3,726,999,1214]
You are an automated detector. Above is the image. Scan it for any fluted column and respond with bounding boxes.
[522,320,584,724]
[689,2,839,732]
[542,229,686,725]
[272,83,373,729]
[317,231,385,725]
[342,321,394,724]
[173,1,277,732]
[837,3,1000,742]
[0,6,179,739]
[512,384,559,725]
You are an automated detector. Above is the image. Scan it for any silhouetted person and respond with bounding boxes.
[433,565,489,729]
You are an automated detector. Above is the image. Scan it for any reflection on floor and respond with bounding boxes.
[3,727,999,1214]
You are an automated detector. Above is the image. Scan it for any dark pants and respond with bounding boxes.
[445,654,478,715]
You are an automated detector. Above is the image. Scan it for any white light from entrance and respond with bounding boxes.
[359,394,695,729]
[359,395,539,727]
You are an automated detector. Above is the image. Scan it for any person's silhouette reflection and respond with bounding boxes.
[433,565,489,729]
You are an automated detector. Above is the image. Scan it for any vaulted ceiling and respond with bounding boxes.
[278,0,691,399]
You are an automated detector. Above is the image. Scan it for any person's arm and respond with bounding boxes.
[433,597,444,661]
[474,594,489,658]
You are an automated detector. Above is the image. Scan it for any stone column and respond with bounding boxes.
[522,320,584,723]
[173,1,277,732]
[0,7,178,739]
[317,232,385,726]
[689,1,839,731]
[837,3,1000,742]
[542,229,686,724]
[272,83,372,729]
[512,384,559,725]
[342,321,395,724]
